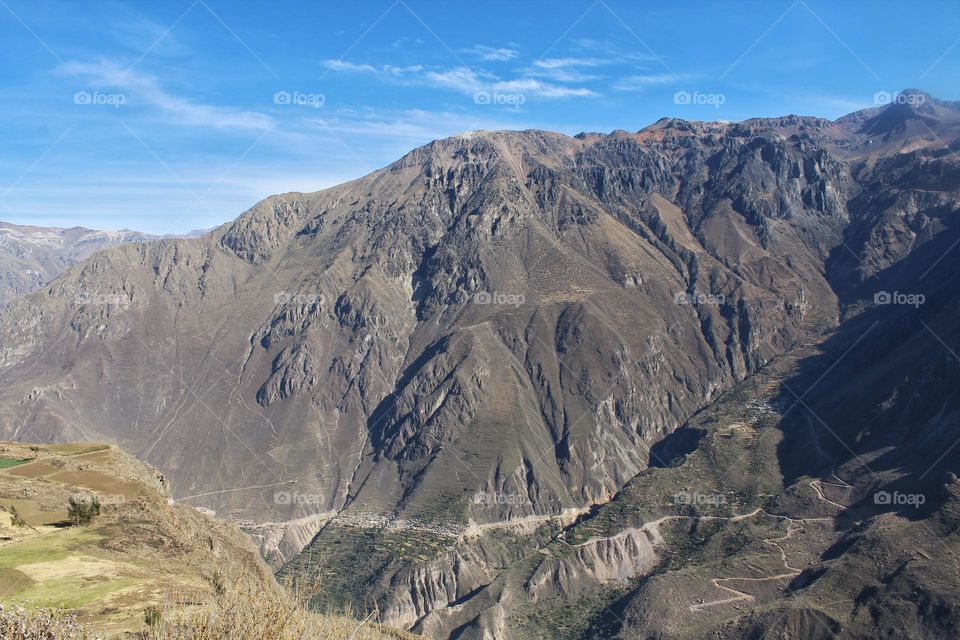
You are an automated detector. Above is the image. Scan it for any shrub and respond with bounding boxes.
[145,606,162,628]
[9,506,28,528]
[67,496,100,526]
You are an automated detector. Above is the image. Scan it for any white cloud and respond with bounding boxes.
[322,60,424,76]
[324,60,596,100]
[323,59,377,73]
[423,67,595,98]
[569,38,659,62]
[533,57,607,69]
[305,107,528,143]
[461,45,519,62]
[529,58,604,83]
[64,59,273,130]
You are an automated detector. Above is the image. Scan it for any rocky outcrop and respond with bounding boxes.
[525,524,663,600]
[383,550,497,629]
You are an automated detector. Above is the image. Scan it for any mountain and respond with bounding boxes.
[1,90,958,638]
[0,222,210,306]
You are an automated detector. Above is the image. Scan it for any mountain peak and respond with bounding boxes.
[838,88,960,136]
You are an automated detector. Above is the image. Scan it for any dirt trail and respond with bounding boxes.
[689,479,847,612]
[461,510,586,539]
[810,478,850,509]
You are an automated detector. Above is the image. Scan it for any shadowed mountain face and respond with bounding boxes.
[2,91,960,639]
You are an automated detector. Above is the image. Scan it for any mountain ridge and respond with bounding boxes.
[0,221,211,307]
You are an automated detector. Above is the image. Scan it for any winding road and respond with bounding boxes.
[688,479,846,612]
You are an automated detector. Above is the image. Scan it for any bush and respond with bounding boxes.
[145,606,162,628]
[9,505,28,528]
[67,496,100,526]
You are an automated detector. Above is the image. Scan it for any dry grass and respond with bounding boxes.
[146,579,404,640]
[0,581,409,640]
[0,603,87,639]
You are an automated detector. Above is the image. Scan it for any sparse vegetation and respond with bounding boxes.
[0,441,411,639]
[209,572,226,596]
[144,606,161,629]
[8,505,27,528]
[0,603,86,640]
[144,582,395,640]
[0,591,405,640]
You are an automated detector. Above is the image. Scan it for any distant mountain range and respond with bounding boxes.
[1,90,958,639]
[0,222,210,306]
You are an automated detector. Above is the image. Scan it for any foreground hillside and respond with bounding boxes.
[0,90,958,637]
[0,440,412,639]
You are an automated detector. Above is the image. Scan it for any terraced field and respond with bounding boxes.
[0,441,268,635]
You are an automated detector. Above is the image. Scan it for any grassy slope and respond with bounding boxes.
[0,441,414,639]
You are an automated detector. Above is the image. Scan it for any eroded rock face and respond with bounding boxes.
[0,222,207,306]
[525,525,663,600]
[0,124,842,527]
[383,549,498,629]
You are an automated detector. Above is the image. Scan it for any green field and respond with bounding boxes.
[0,457,30,469]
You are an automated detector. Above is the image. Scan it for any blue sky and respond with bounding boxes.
[1,0,958,235]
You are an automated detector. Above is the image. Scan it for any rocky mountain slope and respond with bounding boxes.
[0,90,958,638]
[0,222,209,306]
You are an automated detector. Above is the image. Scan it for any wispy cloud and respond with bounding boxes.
[424,67,595,98]
[533,57,607,69]
[324,59,377,73]
[323,59,425,75]
[529,57,607,83]
[569,37,659,62]
[322,59,596,99]
[63,59,273,130]
[613,74,681,91]
[461,45,519,62]
[305,107,523,142]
